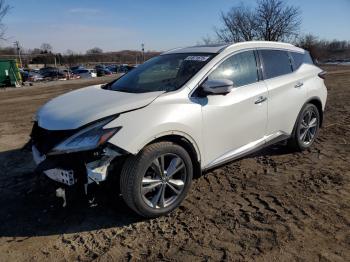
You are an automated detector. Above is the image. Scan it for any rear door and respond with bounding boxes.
[200,50,268,167]
[258,49,307,136]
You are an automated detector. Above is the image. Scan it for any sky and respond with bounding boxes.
[3,0,350,53]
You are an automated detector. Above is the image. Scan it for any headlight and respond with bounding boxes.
[50,118,121,155]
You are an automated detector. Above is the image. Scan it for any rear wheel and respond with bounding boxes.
[288,103,320,151]
[120,142,193,218]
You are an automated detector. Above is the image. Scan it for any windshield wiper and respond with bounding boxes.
[101,83,112,90]
[101,79,118,90]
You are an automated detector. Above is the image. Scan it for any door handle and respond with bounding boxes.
[254,96,267,104]
[295,82,304,88]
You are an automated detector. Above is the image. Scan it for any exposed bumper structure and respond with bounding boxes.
[32,143,126,207]
[32,144,124,186]
[85,147,120,184]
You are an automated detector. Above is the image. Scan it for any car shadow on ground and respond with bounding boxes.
[250,142,296,157]
[0,143,293,238]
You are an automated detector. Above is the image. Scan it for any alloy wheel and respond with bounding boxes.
[141,153,187,209]
[299,108,318,145]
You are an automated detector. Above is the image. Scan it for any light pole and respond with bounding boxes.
[14,41,23,68]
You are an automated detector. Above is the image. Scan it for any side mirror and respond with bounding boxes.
[201,79,234,95]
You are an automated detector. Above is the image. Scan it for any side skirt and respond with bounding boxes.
[203,132,290,172]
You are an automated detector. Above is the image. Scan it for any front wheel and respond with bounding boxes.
[120,142,193,218]
[288,103,320,151]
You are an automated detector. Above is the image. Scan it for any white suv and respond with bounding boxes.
[31,41,327,217]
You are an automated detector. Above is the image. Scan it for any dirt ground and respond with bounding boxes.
[0,68,349,261]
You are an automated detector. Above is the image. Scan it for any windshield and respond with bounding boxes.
[107,53,214,93]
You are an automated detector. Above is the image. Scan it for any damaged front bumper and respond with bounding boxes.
[85,147,120,184]
[33,144,123,186]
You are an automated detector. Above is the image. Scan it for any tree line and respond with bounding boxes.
[0,0,349,66]
[298,35,350,62]
[0,45,159,67]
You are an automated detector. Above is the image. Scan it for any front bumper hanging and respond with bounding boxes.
[32,144,125,206]
[33,144,122,185]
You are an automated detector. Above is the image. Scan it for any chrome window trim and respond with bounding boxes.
[257,48,301,81]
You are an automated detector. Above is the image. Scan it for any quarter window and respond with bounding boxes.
[290,51,314,70]
[260,50,293,79]
[208,51,259,87]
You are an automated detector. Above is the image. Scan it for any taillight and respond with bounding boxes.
[318,71,326,79]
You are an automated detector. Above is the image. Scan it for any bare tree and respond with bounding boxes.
[256,0,301,41]
[216,4,257,42]
[0,46,15,55]
[40,43,53,53]
[30,48,42,55]
[215,0,301,43]
[0,0,10,40]
[199,35,220,45]
[296,34,319,60]
[298,34,318,50]
[65,49,74,55]
[86,47,103,54]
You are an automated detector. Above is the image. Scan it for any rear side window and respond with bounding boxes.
[208,50,259,87]
[290,51,314,70]
[259,50,293,79]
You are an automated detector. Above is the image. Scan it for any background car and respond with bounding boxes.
[27,72,44,82]
[88,69,97,78]
[72,69,93,79]
[118,65,135,74]
[106,64,118,73]
[70,65,85,71]
[96,66,112,77]
[40,70,66,80]
[20,70,44,82]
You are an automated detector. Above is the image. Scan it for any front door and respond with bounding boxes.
[200,50,268,168]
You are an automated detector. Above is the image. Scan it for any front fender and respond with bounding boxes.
[105,102,203,161]
[134,130,202,161]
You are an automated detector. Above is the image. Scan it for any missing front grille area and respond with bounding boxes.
[30,122,76,154]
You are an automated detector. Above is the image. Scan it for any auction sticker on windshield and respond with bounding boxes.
[184,56,210,62]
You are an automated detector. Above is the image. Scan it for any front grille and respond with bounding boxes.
[31,122,76,154]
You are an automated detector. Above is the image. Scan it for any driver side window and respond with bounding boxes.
[208,51,259,87]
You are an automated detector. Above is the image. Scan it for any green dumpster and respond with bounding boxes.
[0,59,22,87]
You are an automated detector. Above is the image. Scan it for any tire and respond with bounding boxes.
[120,142,193,218]
[288,103,320,151]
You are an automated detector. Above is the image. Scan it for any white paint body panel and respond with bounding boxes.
[106,87,203,160]
[264,72,307,135]
[37,85,163,130]
[36,41,327,169]
[264,63,327,135]
[200,81,268,167]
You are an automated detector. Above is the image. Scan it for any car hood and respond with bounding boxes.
[37,85,164,130]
